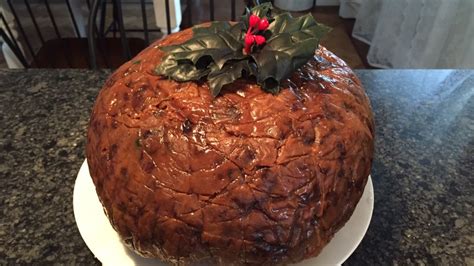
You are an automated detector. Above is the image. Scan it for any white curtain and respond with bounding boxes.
[339,0,474,68]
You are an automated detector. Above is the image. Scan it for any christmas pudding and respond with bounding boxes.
[86,3,374,265]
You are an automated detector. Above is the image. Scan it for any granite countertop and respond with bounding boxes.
[0,69,472,265]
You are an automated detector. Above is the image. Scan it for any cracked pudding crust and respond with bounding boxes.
[86,26,374,265]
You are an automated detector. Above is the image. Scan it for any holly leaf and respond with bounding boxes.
[157,56,211,81]
[252,12,331,92]
[207,60,257,96]
[242,2,273,28]
[155,25,244,80]
[194,20,245,41]
[244,2,272,18]
[267,13,331,43]
[154,2,331,97]
[230,22,245,41]
[161,32,242,67]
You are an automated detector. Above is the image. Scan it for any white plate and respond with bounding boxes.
[74,160,373,266]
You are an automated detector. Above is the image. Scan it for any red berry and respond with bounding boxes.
[249,14,260,28]
[245,34,255,46]
[258,18,269,31]
[255,35,266,45]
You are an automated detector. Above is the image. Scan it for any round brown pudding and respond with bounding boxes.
[86,26,374,265]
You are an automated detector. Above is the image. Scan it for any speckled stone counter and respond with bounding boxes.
[0,69,472,265]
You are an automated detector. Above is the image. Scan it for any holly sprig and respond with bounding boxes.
[155,3,330,97]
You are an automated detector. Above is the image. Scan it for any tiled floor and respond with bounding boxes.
[0,3,368,69]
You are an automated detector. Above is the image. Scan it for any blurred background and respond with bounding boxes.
[0,0,473,69]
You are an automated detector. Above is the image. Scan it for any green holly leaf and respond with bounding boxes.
[154,3,331,97]
[252,12,331,92]
[155,24,245,81]
[267,13,331,43]
[230,22,246,41]
[157,56,210,81]
[161,31,242,67]
[242,2,273,27]
[207,60,257,97]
